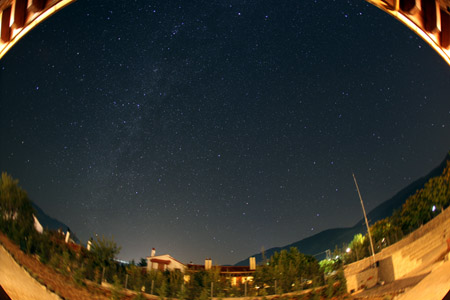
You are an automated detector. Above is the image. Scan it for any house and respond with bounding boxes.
[185,257,256,286]
[146,248,186,272]
[146,248,256,286]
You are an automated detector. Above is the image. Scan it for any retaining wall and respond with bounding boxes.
[344,205,450,293]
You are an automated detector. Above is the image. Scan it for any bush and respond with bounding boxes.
[133,292,146,300]
[198,288,210,300]
[49,254,60,270]
[111,275,123,300]
[73,266,86,287]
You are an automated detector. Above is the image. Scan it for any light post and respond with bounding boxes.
[353,173,376,267]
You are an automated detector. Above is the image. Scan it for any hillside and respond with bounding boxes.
[235,153,450,265]
[31,202,79,243]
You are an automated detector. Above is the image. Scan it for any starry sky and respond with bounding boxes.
[1,0,450,265]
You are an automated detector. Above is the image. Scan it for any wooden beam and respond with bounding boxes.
[441,9,450,49]
[423,0,440,33]
[400,0,420,14]
[13,0,27,28]
[1,6,11,43]
[29,0,47,13]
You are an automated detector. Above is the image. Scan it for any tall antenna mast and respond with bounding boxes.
[352,173,376,267]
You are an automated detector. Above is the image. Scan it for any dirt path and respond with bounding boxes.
[397,259,450,300]
[0,245,61,300]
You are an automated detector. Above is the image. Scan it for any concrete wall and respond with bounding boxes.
[0,245,61,300]
[346,266,378,293]
[344,206,450,293]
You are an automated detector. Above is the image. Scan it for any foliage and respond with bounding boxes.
[319,258,339,275]
[111,274,123,300]
[132,293,146,300]
[254,247,322,294]
[138,257,148,267]
[73,265,86,286]
[344,157,450,264]
[156,275,167,300]
[177,284,188,300]
[166,269,184,297]
[91,235,121,269]
[346,233,369,263]
[198,288,210,300]
[0,172,35,244]
[126,264,145,292]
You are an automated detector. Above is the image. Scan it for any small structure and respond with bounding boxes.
[32,214,43,233]
[87,239,92,251]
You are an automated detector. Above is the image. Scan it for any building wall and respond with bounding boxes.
[344,206,450,293]
[147,254,186,272]
[345,266,378,293]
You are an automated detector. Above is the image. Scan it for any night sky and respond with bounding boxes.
[1,0,449,265]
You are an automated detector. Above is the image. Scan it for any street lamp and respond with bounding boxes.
[352,173,376,267]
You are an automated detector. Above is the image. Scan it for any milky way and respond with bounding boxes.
[1,0,449,264]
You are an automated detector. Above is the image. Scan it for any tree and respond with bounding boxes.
[0,172,35,237]
[167,269,184,298]
[254,247,321,295]
[370,218,402,251]
[348,234,365,262]
[157,278,167,300]
[137,257,148,267]
[111,275,124,300]
[0,172,37,253]
[90,235,121,268]
[126,264,145,292]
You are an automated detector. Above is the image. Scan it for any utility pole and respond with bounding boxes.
[352,173,376,267]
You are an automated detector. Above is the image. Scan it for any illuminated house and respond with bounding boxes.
[146,248,186,272]
[185,257,256,286]
[145,248,256,285]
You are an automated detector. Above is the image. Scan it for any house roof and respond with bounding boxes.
[186,264,255,275]
[150,258,171,265]
[146,254,186,266]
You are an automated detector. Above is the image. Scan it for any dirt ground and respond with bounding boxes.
[0,232,119,300]
[349,273,428,300]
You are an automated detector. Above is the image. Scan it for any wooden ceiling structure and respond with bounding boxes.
[0,0,449,65]
[0,0,75,60]
[367,0,450,66]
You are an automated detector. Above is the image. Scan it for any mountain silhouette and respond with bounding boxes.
[235,153,450,265]
[31,202,79,243]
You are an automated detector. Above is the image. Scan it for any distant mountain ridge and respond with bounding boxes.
[31,202,79,243]
[235,153,450,266]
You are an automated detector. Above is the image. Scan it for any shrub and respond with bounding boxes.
[111,275,123,300]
